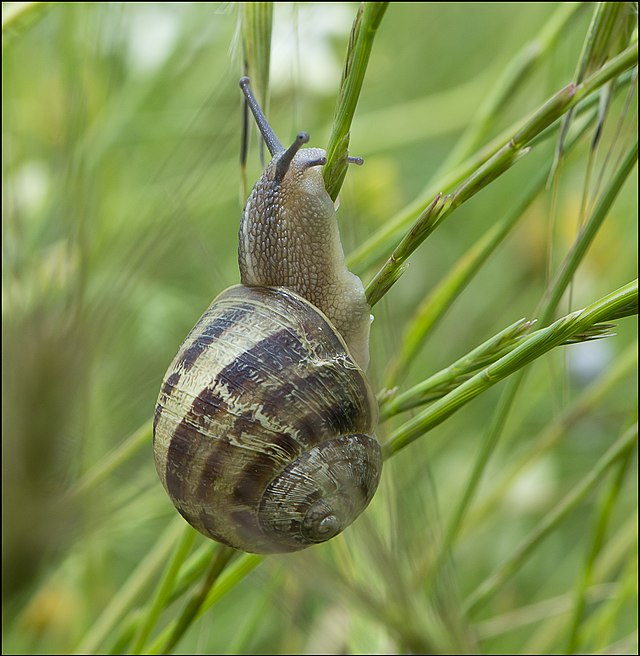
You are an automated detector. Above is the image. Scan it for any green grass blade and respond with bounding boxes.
[523,515,637,653]
[167,543,218,604]
[564,437,636,653]
[68,420,152,500]
[226,569,285,654]
[129,526,198,654]
[552,2,635,172]
[540,138,639,323]
[73,517,186,655]
[463,421,638,614]
[240,2,273,175]
[160,545,236,654]
[323,2,389,201]
[347,70,632,275]
[474,584,617,641]
[108,611,143,655]
[105,542,219,653]
[380,318,533,419]
[146,552,264,654]
[586,553,638,652]
[434,2,585,177]
[240,3,273,102]
[383,167,547,387]
[365,42,638,306]
[355,42,637,296]
[422,136,637,568]
[348,2,584,276]
[468,344,638,531]
[383,279,638,458]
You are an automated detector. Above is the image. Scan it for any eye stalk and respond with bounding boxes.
[275,132,310,182]
[302,156,327,171]
[240,76,283,156]
[240,76,364,183]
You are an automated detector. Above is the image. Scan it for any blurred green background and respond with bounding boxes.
[2,2,637,654]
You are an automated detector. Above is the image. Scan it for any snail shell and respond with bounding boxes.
[153,285,380,553]
[153,77,381,553]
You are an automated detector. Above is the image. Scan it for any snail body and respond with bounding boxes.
[239,140,372,370]
[153,78,380,553]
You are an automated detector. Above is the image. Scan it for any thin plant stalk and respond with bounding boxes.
[380,319,533,419]
[524,514,637,652]
[463,421,638,614]
[381,192,539,387]
[161,545,236,654]
[551,2,634,178]
[145,553,264,654]
[474,583,617,640]
[434,2,585,178]
[382,279,638,458]
[564,439,636,654]
[323,1,389,200]
[365,41,638,306]
[586,554,638,651]
[129,525,198,654]
[539,138,639,323]
[383,103,602,386]
[347,67,635,275]
[106,542,220,653]
[69,420,152,500]
[72,517,186,655]
[468,344,637,531]
[240,2,273,179]
[226,569,285,654]
[425,135,637,580]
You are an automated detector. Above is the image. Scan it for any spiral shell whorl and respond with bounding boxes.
[153,285,380,553]
[259,433,381,549]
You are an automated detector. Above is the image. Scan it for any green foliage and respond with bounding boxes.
[3,2,637,654]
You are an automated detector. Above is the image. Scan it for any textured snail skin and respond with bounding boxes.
[239,147,372,371]
[153,285,381,553]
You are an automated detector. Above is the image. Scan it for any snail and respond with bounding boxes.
[152,77,381,554]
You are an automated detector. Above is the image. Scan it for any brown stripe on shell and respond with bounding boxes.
[194,435,238,502]
[164,386,230,508]
[190,384,229,421]
[192,415,302,548]
[192,417,298,507]
[256,357,375,443]
[175,304,252,372]
[195,507,263,552]
[207,308,374,443]
[166,388,231,499]
[163,418,207,515]
[230,430,301,506]
[226,286,348,361]
[153,371,182,440]
[294,366,372,436]
[247,287,377,436]
[213,326,308,398]
[159,372,181,400]
[153,406,161,438]
[212,289,376,446]
[227,509,276,553]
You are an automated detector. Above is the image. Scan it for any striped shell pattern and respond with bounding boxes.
[153,284,381,553]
